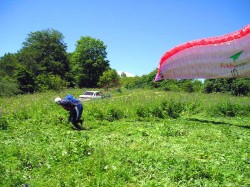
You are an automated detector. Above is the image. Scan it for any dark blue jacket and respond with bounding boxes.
[59,95,83,111]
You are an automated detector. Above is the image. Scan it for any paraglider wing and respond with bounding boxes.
[155,24,250,81]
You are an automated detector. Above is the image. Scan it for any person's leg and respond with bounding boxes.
[77,104,83,124]
[68,111,73,122]
[73,122,84,130]
[72,107,84,130]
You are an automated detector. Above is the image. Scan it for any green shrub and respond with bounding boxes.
[203,78,250,96]
[216,102,237,117]
[181,81,194,93]
[231,78,250,96]
[0,79,20,97]
[183,101,201,115]
[0,117,8,130]
[136,106,151,118]
[211,102,250,117]
[163,99,185,119]
[106,107,124,121]
[135,99,186,119]
[87,105,105,120]
[35,74,68,92]
[152,106,165,119]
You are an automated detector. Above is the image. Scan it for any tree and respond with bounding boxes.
[17,29,70,92]
[203,79,215,93]
[179,80,194,92]
[0,53,21,96]
[203,78,249,96]
[0,77,20,97]
[35,74,68,92]
[71,36,110,87]
[120,72,127,78]
[231,78,250,96]
[15,65,35,93]
[98,69,120,89]
[192,79,203,92]
[0,53,18,78]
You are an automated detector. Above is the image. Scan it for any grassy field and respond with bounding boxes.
[0,89,249,186]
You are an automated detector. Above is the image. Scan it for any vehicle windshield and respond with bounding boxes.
[84,92,94,96]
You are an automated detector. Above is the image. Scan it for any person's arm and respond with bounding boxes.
[59,100,76,111]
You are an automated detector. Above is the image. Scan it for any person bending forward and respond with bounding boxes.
[55,94,84,130]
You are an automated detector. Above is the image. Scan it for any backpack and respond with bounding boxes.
[64,94,80,104]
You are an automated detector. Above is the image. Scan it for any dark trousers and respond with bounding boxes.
[69,105,84,130]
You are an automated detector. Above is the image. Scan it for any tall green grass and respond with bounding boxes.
[0,89,249,186]
[83,90,250,122]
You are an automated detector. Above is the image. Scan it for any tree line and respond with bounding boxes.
[0,28,249,96]
[0,29,120,96]
[121,70,250,96]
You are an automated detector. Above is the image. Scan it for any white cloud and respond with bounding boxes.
[117,70,135,77]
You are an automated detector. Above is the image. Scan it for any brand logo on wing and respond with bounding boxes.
[220,51,249,78]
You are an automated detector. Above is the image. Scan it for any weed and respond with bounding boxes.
[106,107,124,121]
[163,99,185,119]
[211,101,250,117]
[152,105,165,119]
[0,117,8,130]
[136,106,151,118]
[0,89,249,186]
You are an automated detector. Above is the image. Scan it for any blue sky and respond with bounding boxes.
[0,0,249,76]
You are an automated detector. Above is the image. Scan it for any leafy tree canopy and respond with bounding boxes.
[98,69,120,90]
[203,78,250,96]
[16,29,70,92]
[71,36,110,88]
[18,29,69,78]
[0,53,18,78]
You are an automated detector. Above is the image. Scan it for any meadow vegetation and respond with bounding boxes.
[0,89,249,186]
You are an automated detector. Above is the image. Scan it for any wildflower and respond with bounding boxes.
[62,150,67,156]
